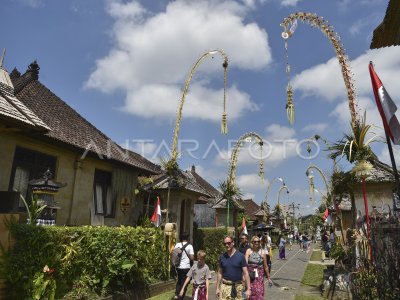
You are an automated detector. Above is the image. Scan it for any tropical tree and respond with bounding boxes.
[218,180,243,229]
[328,112,379,164]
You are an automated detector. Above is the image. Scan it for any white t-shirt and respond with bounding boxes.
[174,242,194,269]
[264,235,272,251]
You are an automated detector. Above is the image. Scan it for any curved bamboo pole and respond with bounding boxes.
[171,49,229,162]
[228,132,264,185]
[281,12,359,132]
[306,164,331,205]
[277,185,290,229]
[226,132,265,230]
[262,177,285,222]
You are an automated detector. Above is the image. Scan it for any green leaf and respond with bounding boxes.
[121,262,135,269]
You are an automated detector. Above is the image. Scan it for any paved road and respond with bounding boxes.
[197,244,313,300]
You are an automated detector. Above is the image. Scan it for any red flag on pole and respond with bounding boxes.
[323,208,329,221]
[241,217,248,235]
[369,62,400,145]
[151,197,161,227]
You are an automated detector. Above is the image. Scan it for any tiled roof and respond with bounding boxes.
[189,166,221,198]
[238,199,260,220]
[211,197,244,210]
[10,63,160,174]
[144,169,213,198]
[0,66,49,131]
[364,160,397,183]
[370,0,400,49]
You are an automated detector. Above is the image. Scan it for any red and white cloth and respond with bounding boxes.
[151,196,161,227]
[241,217,248,236]
[369,62,400,145]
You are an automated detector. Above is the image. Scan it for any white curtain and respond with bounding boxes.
[91,192,104,226]
[106,187,112,216]
[13,166,29,207]
[95,184,104,214]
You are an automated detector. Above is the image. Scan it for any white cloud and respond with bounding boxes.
[213,124,299,168]
[129,140,158,158]
[349,16,376,36]
[293,48,400,103]
[301,123,328,133]
[377,146,400,169]
[243,192,256,200]
[280,0,302,7]
[265,124,296,140]
[236,173,267,192]
[86,0,271,122]
[122,83,258,121]
[16,0,42,8]
[194,164,226,182]
[292,47,400,130]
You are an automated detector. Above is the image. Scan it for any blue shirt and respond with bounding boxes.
[219,250,247,282]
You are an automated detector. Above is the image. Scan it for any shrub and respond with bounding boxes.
[193,227,226,270]
[3,223,168,299]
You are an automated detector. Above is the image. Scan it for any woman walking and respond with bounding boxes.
[245,236,272,300]
[278,234,286,260]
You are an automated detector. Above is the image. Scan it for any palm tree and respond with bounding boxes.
[218,180,243,229]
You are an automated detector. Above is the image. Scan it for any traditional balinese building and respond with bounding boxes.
[0,58,161,226]
[141,165,218,239]
[212,195,244,230]
[352,162,397,222]
[332,161,398,232]
[237,198,261,227]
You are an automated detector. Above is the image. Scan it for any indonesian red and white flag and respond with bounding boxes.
[369,62,400,145]
[151,197,161,227]
[323,208,329,221]
[241,217,248,235]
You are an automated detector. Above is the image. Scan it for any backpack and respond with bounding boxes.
[170,242,189,268]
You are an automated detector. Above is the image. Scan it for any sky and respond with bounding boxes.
[2,0,400,217]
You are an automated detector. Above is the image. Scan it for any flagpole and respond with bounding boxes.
[362,177,372,261]
[384,131,400,211]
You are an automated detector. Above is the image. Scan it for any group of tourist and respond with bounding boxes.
[172,232,273,300]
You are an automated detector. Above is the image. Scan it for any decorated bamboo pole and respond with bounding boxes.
[226,132,265,231]
[306,164,331,204]
[277,185,290,230]
[352,160,373,261]
[165,50,229,223]
[262,177,285,223]
[280,12,359,132]
[171,49,229,163]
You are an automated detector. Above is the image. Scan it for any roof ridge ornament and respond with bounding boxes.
[0,48,5,68]
[27,60,40,79]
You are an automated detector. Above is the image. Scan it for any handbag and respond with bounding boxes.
[249,270,256,281]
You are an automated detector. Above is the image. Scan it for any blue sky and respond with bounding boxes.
[2,0,400,216]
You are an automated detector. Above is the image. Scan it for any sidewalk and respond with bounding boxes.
[203,244,313,300]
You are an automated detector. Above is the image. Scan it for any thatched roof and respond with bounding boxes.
[370,0,400,49]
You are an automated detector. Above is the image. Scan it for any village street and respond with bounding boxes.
[187,244,316,300]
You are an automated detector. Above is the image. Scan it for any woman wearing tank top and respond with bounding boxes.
[245,236,272,300]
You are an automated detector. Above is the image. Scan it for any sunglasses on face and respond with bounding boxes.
[253,240,260,243]
[223,241,233,246]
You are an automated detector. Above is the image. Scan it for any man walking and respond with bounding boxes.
[173,232,194,300]
[216,236,251,299]
[238,233,250,254]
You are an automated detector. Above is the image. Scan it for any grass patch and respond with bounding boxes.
[148,290,175,300]
[148,284,193,300]
[309,250,322,261]
[294,295,325,300]
[301,264,326,288]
